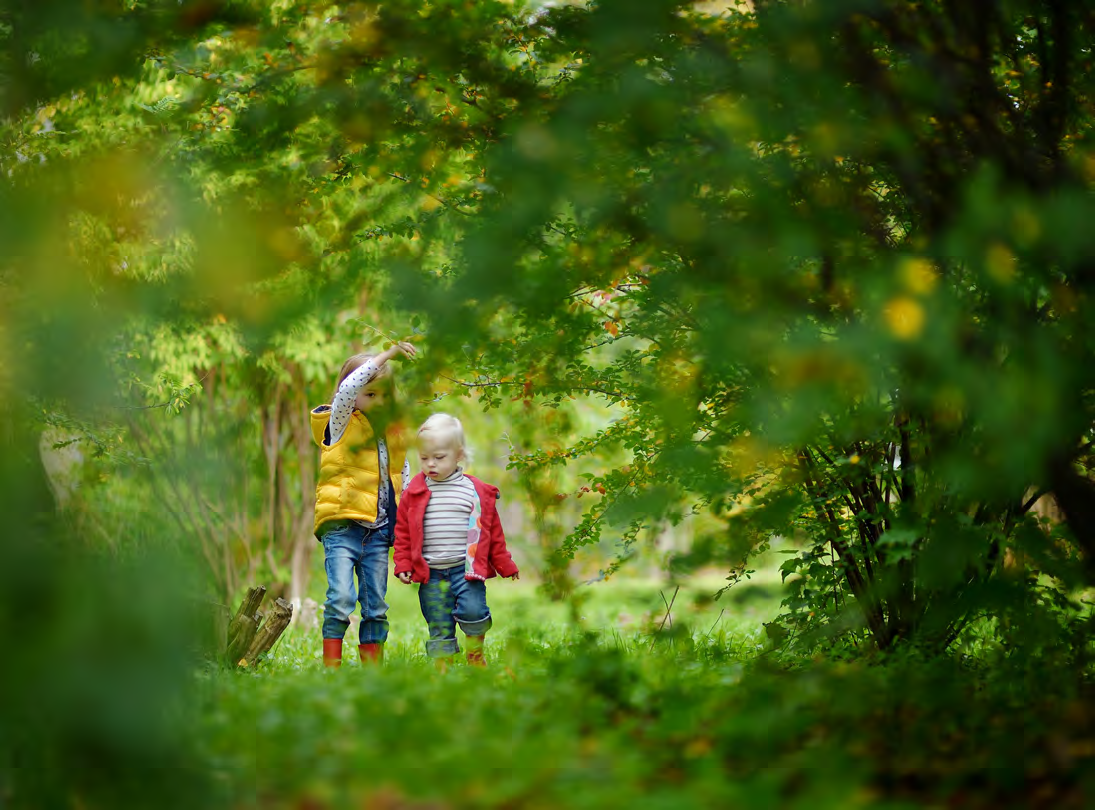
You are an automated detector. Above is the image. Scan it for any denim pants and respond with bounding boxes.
[418,566,492,658]
[320,520,392,645]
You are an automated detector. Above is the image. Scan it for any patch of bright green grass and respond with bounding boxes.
[263,570,783,668]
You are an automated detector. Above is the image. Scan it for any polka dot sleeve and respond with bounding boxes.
[326,357,382,445]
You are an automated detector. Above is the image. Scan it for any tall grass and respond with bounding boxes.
[195,571,1095,809]
[198,574,795,809]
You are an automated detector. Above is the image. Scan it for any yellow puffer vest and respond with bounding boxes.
[310,406,408,536]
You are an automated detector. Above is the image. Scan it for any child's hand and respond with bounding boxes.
[378,341,417,364]
[508,572,520,581]
[392,341,417,361]
[396,571,413,584]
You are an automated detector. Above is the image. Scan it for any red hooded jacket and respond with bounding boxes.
[393,472,519,584]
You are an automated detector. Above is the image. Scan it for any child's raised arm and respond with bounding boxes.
[336,342,417,403]
[375,341,418,365]
[327,341,418,444]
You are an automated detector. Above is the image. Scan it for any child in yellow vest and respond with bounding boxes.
[310,340,416,667]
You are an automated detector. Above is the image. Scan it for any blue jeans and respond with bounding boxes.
[418,567,492,658]
[320,521,392,645]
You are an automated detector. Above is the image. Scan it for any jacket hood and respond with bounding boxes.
[310,405,332,446]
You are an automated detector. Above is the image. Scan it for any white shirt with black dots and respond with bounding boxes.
[325,357,410,529]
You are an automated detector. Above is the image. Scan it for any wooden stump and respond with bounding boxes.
[225,585,265,665]
[226,586,265,644]
[223,585,294,668]
[240,598,294,667]
[226,613,258,666]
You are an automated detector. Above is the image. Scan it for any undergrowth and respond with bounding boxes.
[194,576,1095,809]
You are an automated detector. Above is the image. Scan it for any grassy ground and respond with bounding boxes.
[198,572,799,809]
[277,569,782,666]
[195,566,1095,810]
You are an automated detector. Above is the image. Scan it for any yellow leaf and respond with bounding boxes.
[883,296,925,340]
[986,243,1016,283]
[899,257,938,295]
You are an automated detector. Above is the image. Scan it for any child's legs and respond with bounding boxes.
[451,576,492,638]
[355,524,391,645]
[320,523,361,640]
[417,568,460,658]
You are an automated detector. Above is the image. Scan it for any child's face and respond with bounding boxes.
[418,433,464,481]
[355,382,389,415]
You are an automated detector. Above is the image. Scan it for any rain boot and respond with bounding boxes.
[434,655,455,674]
[322,638,343,668]
[465,635,486,667]
[358,643,384,665]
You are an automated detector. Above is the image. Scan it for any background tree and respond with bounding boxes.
[331,0,1095,651]
[5,0,1094,653]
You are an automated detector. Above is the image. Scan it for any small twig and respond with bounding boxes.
[438,373,633,402]
[580,337,618,352]
[649,585,680,651]
[385,172,475,216]
[704,609,725,638]
[107,371,212,411]
[1020,488,1046,516]
[111,399,174,411]
[440,373,509,389]
[658,586,680,631]
[357,322,402,346]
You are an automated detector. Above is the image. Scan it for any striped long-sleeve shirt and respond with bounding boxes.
[422,470,476,568]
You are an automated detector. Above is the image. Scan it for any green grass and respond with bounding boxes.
[270,571,782,666]
[194,571,1095,810]
[198,574,802,809]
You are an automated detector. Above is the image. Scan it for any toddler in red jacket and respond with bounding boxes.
[394,413,519,669]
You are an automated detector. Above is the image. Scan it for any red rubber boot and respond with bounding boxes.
[358,643,384,665]
[465,635,487,667]
[323,638,343,668]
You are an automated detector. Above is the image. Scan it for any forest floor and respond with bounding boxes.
[196,568,1095,809]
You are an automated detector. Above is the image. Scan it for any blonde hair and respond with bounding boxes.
[333,352,393,403]
[417,413,471,462]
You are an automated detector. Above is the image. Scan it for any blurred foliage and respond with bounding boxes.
[4,0,1095,803]
[0,404,211,808]
[388,0,1095,654]
[199,581,1095,809]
